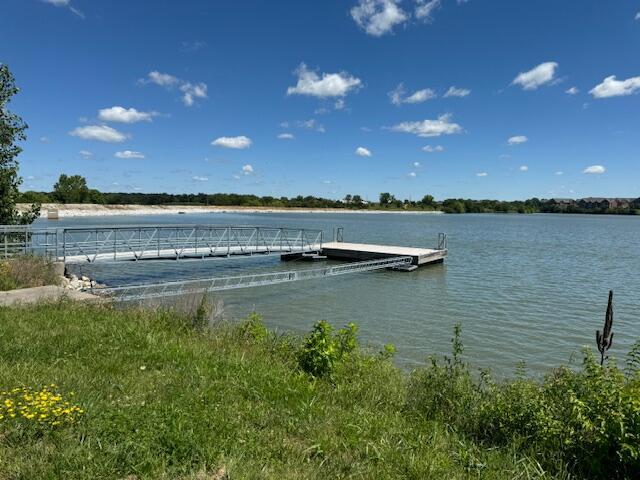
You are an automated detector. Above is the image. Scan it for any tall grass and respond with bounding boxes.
[0,254,60,291]
[0,301,638,478]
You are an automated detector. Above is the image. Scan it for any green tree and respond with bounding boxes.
[52,174,90,203]
[0,64,39,224]
[379,192,395,205]
[421,194,435,207]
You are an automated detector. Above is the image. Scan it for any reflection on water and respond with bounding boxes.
[39,212,640,376]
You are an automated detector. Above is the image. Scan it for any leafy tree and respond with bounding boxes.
[0,64,39,224]
[379,192,395,205]
[421,194,435,207]
[52,174,90,203]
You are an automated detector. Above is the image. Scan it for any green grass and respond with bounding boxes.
[0,301,566,480]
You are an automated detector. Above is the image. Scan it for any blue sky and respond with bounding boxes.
[2,0,639,201]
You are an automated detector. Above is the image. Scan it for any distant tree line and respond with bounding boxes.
[17,174,640,215]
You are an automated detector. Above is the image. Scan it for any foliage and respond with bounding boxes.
[52,174,99,203]
[237,311,270,343]
[409,325,640,479]
[16,179,640,216]
[0,254,60,291]
[0,385,83,427]
[0,302,543,479]
[1,302,639,478]
[297,320,358,377]
[0,64,39,224]
[407,323,483,427]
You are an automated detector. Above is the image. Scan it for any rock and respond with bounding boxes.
[81,276,90,282]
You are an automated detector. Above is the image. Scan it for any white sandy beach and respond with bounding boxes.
[19,203,444,218]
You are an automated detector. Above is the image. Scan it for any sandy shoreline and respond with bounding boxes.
[19,203,444,218]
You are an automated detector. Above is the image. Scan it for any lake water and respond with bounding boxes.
[37,212,640,376]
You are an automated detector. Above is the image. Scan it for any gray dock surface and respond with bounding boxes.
[319,242,447,266]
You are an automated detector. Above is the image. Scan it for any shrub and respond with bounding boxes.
[407,323,482,428]
[407,324,640,478]
[238,312,269,343]
[297,321,359,378]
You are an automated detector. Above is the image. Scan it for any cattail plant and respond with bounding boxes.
[596,290,614,366]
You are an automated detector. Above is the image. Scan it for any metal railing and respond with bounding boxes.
[94,256,413,302]
[437,233,448,250]
[0,225,324,263]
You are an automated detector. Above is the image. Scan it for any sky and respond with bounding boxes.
[1,0,639,201]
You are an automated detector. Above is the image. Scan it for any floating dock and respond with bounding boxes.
[319,242,446,266]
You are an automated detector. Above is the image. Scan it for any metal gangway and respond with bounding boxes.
[93,256,413,302]
[0,225,324,264]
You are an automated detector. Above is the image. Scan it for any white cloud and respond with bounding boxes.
[287,63,361,98]
[139,71,207,106]
[98,106,157,123]
[277,133,294,140]
[635,12,640,20]
[39,136,49,143]
[406,88,436,103]
[508,135,528,145]
[408,171,417,177]
[42,0,83,18]
[476,172,488,177]
[180,82,208,106]
[519,165,528,171]
[389,83,436,105]
[565,86,579,95]
[422,145,444,153]
[334,99,346,110]
[413,161,421,167]
[212,136,252,149]
[78,150,93,159]
[350,0,409,36]
[115,150,145,159]
[242,164,254,175]
[355,147,372,157]
[69,125,128,143]
[589,75,640,98]
[141,71,180,87]
[555,171,563,175]
[192,176,208,182]
[512,62,558,90]
[391,114,463,137]
[415,0,440,20]
[444,86,470,98]
[296,119,325,132]
[583,165,606,174]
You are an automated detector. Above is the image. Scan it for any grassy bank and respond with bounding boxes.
[0,302,638,479]
[0,255,60,291]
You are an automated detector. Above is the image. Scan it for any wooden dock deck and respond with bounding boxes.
[320,242,446,266]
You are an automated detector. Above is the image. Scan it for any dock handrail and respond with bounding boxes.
[0,225,324,263]
[437,233,448,250]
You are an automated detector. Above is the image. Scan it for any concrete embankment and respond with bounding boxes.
[0,285,103,306]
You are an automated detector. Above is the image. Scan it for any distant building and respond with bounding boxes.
[579,197,609,209]
[548,198,576,207]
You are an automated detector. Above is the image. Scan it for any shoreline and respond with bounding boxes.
[20,203,444,218]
